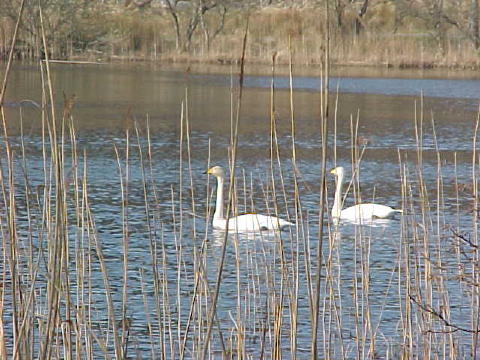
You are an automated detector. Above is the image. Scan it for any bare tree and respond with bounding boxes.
[396,0,480,50]
[470,0,479,49]
[199,3,228,51]
[0,0,97,59]
[164,0,229,52]
[334,0,347,29]
[125,0,155,8]
[164,0,182,49]
[354,0,369,35]
[331,0,376,36]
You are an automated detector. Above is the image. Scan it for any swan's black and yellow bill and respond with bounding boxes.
[204,167,213,174]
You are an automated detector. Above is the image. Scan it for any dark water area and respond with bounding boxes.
[1,62,479,357]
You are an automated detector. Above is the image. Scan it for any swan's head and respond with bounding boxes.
[206,165,225,178]
[330,166,345,177]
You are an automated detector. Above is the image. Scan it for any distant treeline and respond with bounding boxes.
[1,0,480,68]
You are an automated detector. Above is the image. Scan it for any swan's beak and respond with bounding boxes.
[329,168,336,174]
[204,168,212,175]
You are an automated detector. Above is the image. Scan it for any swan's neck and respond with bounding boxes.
[332,173,343,218]
[214,176,225,220]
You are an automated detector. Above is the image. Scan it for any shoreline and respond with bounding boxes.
[44,52,480,72]
[6,55,479,81]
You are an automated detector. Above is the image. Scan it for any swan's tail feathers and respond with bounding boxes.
[280,223,294,231]
[279,219,295,231]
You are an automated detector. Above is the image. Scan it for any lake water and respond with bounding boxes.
[2,62,480,358]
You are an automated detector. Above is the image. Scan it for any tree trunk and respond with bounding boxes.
[334,0,345,29]
[355,0,369,35]
[471,0,480,49]
[165,1,182,50]
[184,1,217,52]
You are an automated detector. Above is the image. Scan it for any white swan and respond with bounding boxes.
[330,166,402,222]
[206,166,294,232]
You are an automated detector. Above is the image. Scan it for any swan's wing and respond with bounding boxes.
[341,203,397,220]
[229,214,260,231]
[340,205,367,220]
[367,204,399,218]
[253,214,294,229]
[231,214,293,231]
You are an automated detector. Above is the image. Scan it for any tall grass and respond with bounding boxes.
[2,3,480,68]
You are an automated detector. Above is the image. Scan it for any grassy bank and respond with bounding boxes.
[1,1,480,69]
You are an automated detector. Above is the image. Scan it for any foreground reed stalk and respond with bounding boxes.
[0,2,25,358]
[200,20,249,360]
[311,1,330,356]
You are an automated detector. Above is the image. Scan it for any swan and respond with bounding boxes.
[205,166,294,232]
[330,166,402,222]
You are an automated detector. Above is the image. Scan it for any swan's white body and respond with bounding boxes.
[207,166,294,232]
[212,213,293,232]
[330,166,402,222]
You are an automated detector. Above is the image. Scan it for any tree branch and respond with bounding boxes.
[450,227,479,249]
[410,295,480,334]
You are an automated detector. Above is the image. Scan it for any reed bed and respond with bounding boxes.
[0,64,479,359]
[1,6,480,360]
[2,2,480,69]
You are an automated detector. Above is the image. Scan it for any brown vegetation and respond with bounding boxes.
[1,0,480,68]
